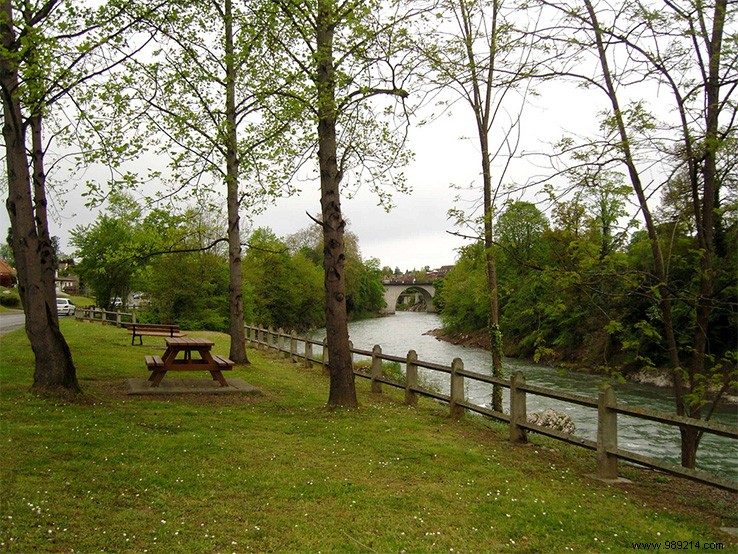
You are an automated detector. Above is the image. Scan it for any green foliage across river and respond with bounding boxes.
[435,199,738,376]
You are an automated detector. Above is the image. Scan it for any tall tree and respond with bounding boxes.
[535,0,736,467]
[419,0,539,410]
[0,1,78,394]
[1,0,155,394]
[114,0,301,364]
[70,193,145,310]
[271,0,419,407]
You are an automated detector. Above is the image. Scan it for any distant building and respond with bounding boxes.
[382,265,454,284]
[426,265,454,280]
[55,275,79,295]
[55,259,79,295]
[0,258,16,287]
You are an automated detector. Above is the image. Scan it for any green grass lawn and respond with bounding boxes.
[1,320,736,553]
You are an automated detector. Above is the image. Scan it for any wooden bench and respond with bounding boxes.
[144,355,164,368]
[145,354,235,372]
[127,323,184,345]
[212,354,235,369]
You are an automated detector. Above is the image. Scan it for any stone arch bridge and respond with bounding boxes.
[381,280,436,315]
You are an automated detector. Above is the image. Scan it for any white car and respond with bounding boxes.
[56,298,76,316]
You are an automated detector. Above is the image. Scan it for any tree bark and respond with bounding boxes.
[460,0,504,411]
[480,129,503,412]
[316,0,357,408]
[1,3,80,395]
[581,0,730,467]
[678,0,727,467]
[224,0,249,364]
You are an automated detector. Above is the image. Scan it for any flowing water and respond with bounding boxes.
[316,312,738,479]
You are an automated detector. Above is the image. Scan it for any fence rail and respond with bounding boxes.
[245,325,738,492]
[76,307,135,327]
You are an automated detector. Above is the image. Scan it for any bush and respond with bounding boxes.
[0,288,21,308]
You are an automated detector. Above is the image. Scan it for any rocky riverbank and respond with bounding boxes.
[425,326,670,379]
[423,327,491,350]
[424,327,738,405]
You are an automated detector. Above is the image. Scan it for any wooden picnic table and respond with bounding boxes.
[144,337,234,387]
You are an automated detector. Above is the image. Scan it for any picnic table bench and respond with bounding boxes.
[145,337,235,387]
[127,323,184,345]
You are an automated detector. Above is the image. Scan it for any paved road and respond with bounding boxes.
[0,312,25,336]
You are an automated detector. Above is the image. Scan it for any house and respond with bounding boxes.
[54,258,79,295]
[55,275,79,295]
[426,265,454,280]
[0,258,16,287]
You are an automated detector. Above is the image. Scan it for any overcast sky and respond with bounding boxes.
[0,79,602,273]
[242,81,602,271]
[249,109,486,272]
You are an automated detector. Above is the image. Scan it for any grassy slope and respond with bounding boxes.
[0,320,736,553]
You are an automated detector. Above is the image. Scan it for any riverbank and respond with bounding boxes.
[2,320,737,552]
[426,326,646,373]
[424,326,492,351]
[424,327,738,407]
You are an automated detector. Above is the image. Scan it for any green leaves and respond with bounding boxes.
[243,227,324,331]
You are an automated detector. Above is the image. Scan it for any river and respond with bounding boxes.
[317,312,738,479]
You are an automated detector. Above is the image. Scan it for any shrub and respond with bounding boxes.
[0,288,21,308]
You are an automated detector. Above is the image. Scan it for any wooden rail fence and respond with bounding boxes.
[76,307,136,327]
[245,324,738,492]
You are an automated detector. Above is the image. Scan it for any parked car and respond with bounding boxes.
[130,293,149,309]
[56,298,76,316]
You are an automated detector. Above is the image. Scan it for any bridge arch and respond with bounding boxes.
[381,281,436,314]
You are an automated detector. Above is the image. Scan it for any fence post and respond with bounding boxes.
[290,331,298,362]
[371,345,382,394]
[322,338,329,372]
[597,385,619,480]
[116,311,122,327]
[450,358,464,419]
[404,350,418,405]
[509,371,528,443]
[268,326,275,350]
[304,336,313,368]
[277,328,284,355]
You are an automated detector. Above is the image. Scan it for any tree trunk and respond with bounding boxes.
[678,0,727,468]
[461,0,504,412]
[316,0,357,408]
[481,143,504,412]
[1,5,80,395]
[224,0,248,364]
[583,0,715,468]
